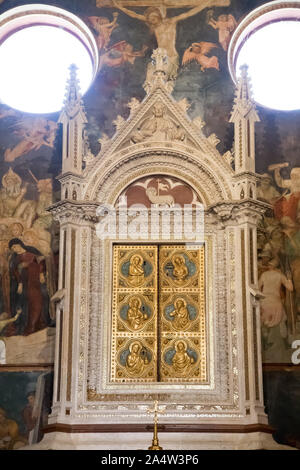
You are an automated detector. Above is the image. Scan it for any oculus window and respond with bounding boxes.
[228,1,300,111]
[0,4,98,114]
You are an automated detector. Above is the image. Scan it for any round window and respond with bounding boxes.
[0,4,98,114]
[228,1,300,111]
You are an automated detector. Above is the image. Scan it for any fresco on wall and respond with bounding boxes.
[264,370,300,449]
[0,0,298,388]
[0,371,53,449]
[0,102,59,363]
[0,0,299,449]
[257,164,300,363]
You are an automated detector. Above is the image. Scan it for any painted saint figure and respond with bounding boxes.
[0,408,22,450]
[6,238,51,336]
[257,173,281,204]
[128,254,145,286]
[172,340,194,375]
[126,341,149,376]
[259,258,293,332]
[22,392,38,439]
[0,168,35,226]
[127,296,147,330]
[169,298,190,330]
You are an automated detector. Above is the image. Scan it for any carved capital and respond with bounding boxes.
[209,199,269,226]
[48,201,100,225]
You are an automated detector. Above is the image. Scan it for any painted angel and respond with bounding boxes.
[4,117,58,162]
[99,41,148,69]
[207,11,237,51]
[88,13,118,51]
[182,42,219,71]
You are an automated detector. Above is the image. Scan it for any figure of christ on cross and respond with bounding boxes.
[147,400,165,450]
[112,0,230,78]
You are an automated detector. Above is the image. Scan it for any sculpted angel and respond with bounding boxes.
[182,42,219,71]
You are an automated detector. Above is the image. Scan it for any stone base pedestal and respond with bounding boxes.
[23,431,295,450]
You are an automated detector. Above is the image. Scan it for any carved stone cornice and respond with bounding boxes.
[209,199,270,226]
[48,200,100,225]
[232,171,260,182]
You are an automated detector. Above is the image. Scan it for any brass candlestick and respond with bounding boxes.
[147,400,165,450]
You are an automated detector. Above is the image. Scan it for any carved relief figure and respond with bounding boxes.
[172,340,194,375]
[169,298,190,330]
[119,176,201,208]
[145,186,174,207]
[127,296,148,330]
[113,0,230,78]
[172,254,188,283]
[126,340,149,375]
[88,13,119,51]
[207,10,237,51]
[128,254,145,286]
[131,103,185,143]
[182,42,220,71]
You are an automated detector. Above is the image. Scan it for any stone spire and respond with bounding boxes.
[230,64,260,174]
[143,48,174,95]
[58,64,88,175]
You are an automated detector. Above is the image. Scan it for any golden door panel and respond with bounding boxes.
[115,337,157,382]
[159,246,202,289]
[117,246,156,289]
[111,245,158,383]
[159,245,206,383]
[111,245,206,383]
[160,337,204,381]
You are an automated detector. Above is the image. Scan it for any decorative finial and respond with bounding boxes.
[230,64,259,120]
[61,63,86,119]
[143,48,174,95]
